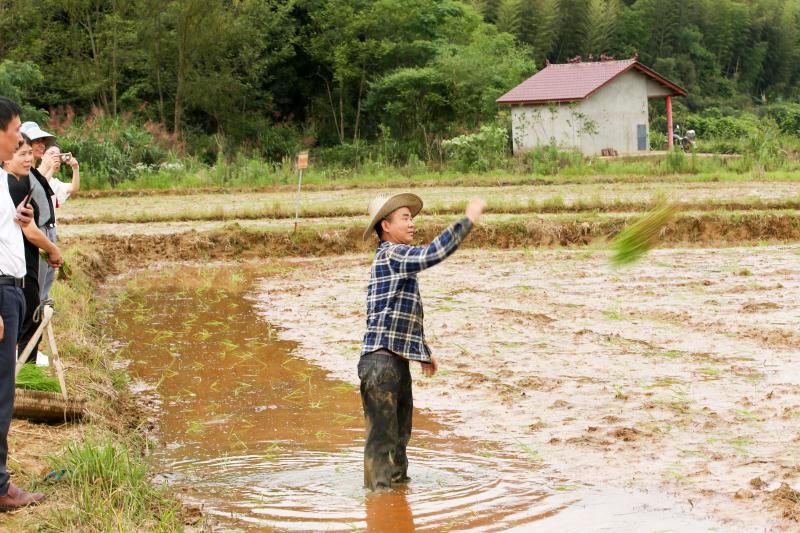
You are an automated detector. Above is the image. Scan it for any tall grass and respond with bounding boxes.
[42,436,182,531]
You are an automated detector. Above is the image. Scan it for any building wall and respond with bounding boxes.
[511,70,652,156]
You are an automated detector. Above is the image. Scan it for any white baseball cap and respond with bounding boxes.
[20,121,55,144]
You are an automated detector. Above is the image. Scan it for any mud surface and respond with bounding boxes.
[109,265,727,532]
[255,244,800,531]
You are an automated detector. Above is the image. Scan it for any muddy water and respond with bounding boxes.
[109,264,581,532]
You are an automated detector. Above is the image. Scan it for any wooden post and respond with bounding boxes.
[666,95,673,150]
[294,151,309,232]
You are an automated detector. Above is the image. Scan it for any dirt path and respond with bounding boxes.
[255,244,800,531]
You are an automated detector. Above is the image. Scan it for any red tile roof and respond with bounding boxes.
[497,60,687,105]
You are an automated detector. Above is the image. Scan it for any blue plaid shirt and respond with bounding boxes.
[361,217,473,362]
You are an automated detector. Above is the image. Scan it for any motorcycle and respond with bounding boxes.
[672,125,696,152]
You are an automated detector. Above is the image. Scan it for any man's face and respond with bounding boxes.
[0,116,22,162]
[31,139,47,160]
[381,207,415,245]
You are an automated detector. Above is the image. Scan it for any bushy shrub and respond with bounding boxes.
[442,125,508,172]
[742,120,786,175]
[662,148,688,173]
[255,122,303,162]
[685,113,759,138]
[650,131,667,150]
[48,107,175,186]
[761,102,800,136]
[517,144,584,175]
[314,142,370,168]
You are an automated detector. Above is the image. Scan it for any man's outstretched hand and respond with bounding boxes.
[465,197,486,224]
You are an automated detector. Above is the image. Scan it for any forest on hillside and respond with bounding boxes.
[1,0,799,181]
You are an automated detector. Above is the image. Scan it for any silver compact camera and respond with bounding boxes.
[59,152,72,163]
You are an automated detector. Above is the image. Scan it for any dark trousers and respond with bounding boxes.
[358,349,412,490]
[0,285,25,496]
[18,274,40,364]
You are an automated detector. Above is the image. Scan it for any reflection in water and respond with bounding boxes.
[109,265,724,532]
[365,487,415,532]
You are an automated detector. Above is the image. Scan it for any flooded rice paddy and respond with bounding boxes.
[109,263,728,532]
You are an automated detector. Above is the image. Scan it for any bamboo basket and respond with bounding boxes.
[13,389,86,422]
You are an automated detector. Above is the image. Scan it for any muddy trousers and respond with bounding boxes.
[358,349,412,490]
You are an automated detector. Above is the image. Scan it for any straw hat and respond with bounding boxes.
[363,192,423,240]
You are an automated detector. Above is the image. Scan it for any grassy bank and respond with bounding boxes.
[74,166,800,198]
[3,245,190,532]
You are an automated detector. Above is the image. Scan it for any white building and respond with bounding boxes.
[497,59,687,156]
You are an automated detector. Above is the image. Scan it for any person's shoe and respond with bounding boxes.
[0,483,45,511]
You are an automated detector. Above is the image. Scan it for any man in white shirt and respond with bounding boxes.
[0,97,44,510]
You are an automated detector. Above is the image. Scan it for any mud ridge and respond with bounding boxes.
[70,212,800,269]
[63,200,800,225]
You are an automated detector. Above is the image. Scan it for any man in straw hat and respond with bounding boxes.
[359,192,485,490]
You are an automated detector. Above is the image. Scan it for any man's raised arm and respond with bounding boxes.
[388,198,485,275]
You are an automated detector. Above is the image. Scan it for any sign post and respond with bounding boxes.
[294,151,309,232]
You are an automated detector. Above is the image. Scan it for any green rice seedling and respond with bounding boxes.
[514,439,544,463]
[282,388,303,402]
[151,329,174,342]
[611,201,679,266]
[235,351,254,361]
[16,364,60,392]
[729,437,754,456]
[39,250,72,280]
[221,339,239,351]
[185,420,205,434]
[231,432,248,450]
[554,484,580,492]
[333,413,358,425]
[332,383,357,393]
[734,409,759,421]
[260,443,282,461]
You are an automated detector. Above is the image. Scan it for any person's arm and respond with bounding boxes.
[21,224,62,267]
[38,150,58,179]
[66,156,80,193]
[387,198,485,275]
